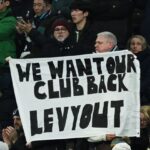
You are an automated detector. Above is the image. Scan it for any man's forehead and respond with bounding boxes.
[34,0,45,4]
[96,36,106,42]
[13,116,20,119]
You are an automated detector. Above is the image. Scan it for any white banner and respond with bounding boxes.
[9,50,140,143]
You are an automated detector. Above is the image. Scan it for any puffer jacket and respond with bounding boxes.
[0,7,16,66]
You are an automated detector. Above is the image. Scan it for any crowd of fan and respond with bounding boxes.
[0,0,150,150]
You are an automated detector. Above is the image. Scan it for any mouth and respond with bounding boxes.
[58,35,63,38]
[72,17,76,21]
[95,48,99,51]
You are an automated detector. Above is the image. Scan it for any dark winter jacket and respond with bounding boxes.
[72,21,99,55]
[10,135,30,150]
[26,28,75,58]
[130,128,149,150]
[136,49,150,105]
[0,8,16,66]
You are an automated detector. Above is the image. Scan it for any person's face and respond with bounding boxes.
[71,9,87,25]
[13,116,22,130]
[130,38,143,54]
[53,25,69,42]
[140,112,148,129]
[33,0,47,16]
[0,0,9,12]
[95,36,113,53]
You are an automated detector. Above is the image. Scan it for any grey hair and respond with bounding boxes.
[97,31,117,46]
[127,35,148,50]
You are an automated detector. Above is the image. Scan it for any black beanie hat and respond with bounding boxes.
[13,109,20,117]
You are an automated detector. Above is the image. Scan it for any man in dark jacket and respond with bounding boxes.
[2,109,31,150]
[16,17,75,58]
[16,0,55,57]
[70,0,99,55]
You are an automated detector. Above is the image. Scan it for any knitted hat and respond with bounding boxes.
[51,18,71,33]
[112,143,131,150]
[0,141,9,150]
[70,0,91,12]
[12,109,20,117]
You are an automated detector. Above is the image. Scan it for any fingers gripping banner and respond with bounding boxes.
[9,50,140,143]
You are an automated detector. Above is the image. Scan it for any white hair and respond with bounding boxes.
[112,143,131,150]
[97,31,117,46]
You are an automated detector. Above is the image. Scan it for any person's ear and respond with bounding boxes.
[109,42,114,49]
[84,11,89,17]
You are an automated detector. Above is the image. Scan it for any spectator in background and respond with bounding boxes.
[39,17,74,57]
[127,35,150,105]
[2,109,30,150]
[70,0,99,55]
[94,31,119,53]
[19,17,75,58]
[0,0,16,67]
[32,0,53,29]
[16,0,55,58]
[127,35,148,54]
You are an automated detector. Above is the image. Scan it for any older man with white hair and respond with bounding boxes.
[95,31,119,53]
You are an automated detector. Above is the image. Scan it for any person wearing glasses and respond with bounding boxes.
[16,17,75,58]
[39,17,75,57]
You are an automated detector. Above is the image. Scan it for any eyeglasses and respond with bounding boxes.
[54,27,68,32]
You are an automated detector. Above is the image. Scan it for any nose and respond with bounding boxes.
[95,43,98,48]
[34,5,39,12]
[133,45,137,49]
[14,119,17,126]
[34,5,38,9]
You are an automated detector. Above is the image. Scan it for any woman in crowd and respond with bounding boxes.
[127,35,150,105]
[127,35,148,53]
